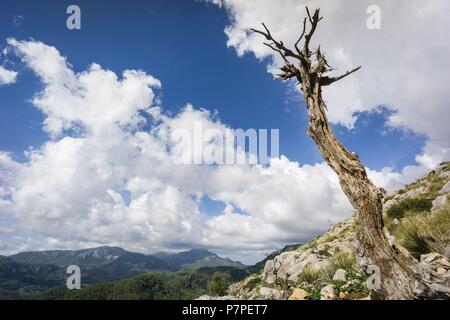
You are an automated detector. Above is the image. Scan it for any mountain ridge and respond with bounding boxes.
[1,246,246,298]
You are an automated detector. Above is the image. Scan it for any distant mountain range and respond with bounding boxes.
[153,248,245,270]
[0,246,247,298]
[9,246,245,271]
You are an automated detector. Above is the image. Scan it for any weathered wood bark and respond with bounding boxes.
[252,7,448,299]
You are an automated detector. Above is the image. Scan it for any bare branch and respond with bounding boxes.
[303,8,322,55]
[306,6,312,23]
[294,18,308,54]
[251,23,305,62]
[263,42,289,64]
[320,66,361,86]
[275,65,302,81]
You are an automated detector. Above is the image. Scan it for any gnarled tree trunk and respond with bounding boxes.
[252,7,448,299]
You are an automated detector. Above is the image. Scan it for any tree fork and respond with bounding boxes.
[252,7,449,299]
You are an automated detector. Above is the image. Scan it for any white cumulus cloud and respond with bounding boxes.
[2,26,445,262]
[0,65,17,85]
[0,39,359,262]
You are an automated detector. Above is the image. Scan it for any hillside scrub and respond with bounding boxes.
[386,198,433,219]
[393,206,450,258]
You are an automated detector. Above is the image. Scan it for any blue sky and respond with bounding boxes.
[0,0,445,261]
[0,0,425,170]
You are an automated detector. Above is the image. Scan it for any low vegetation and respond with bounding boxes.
[297,266,322,284]
[39,267,248,300]
[207,272,231,296]
[392,207,450,258]
[328,252,357,273]
[386,198,433,219]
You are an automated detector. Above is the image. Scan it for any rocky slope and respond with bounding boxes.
[200,162,450,300]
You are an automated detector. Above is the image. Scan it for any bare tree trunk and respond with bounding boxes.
[304,79,427,299]
[252,7,447,299]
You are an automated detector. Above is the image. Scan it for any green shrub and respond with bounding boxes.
[394,207,450,258]
[329,252,357,273]
[386,198,433,219]
[396,221,430,258]
[297,266,323,284]
[332,271,369,300]
[207,272,230,296]
[307,282,326,300]
[243,277,261,291]
[424,177,445,199]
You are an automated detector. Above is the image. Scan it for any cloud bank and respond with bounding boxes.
[0,39,355,263]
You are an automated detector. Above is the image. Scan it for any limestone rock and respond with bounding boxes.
[438,181,450,195]
[259,287,283,300]
[262,217,356,284]
[421,252,444,264]
[444,245,450,259]
[288,288,309,300]
[384,199,396,210]
[438,258,450,268]
[421,253,450,276]
[320,284,336,300]
[437,267,447,275]
[439,171,450,179]
[333,269,347,282]
[397,186,425,200]
[432,195,448,211]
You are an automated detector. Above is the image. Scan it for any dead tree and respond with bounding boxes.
[252,7,448,299]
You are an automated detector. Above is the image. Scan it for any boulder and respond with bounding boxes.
[429,283,450,295]
[333,269,347,282]
[421,252,444,264]
[263,251,331,284]
[439,171,450,179]
[288,288,309,300]
[444,245,450,259]
[437,267,447,275]
[384,199,396,210]
[397,186,425,200]
[260,217,356,285]
[437,257,450,268]
[259,287,283,300]
[338,291,346,299]
[320,284,336,300]
[431,195,448,211]
[421,253,450,274]
[438,181,450,195]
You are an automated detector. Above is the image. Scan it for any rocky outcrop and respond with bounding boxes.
[261,217,356,284]
[432,195,448,212]
[204,162,450,300]
[332,269,347,282]
[320,285,335,300]
[288,288,309,300]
